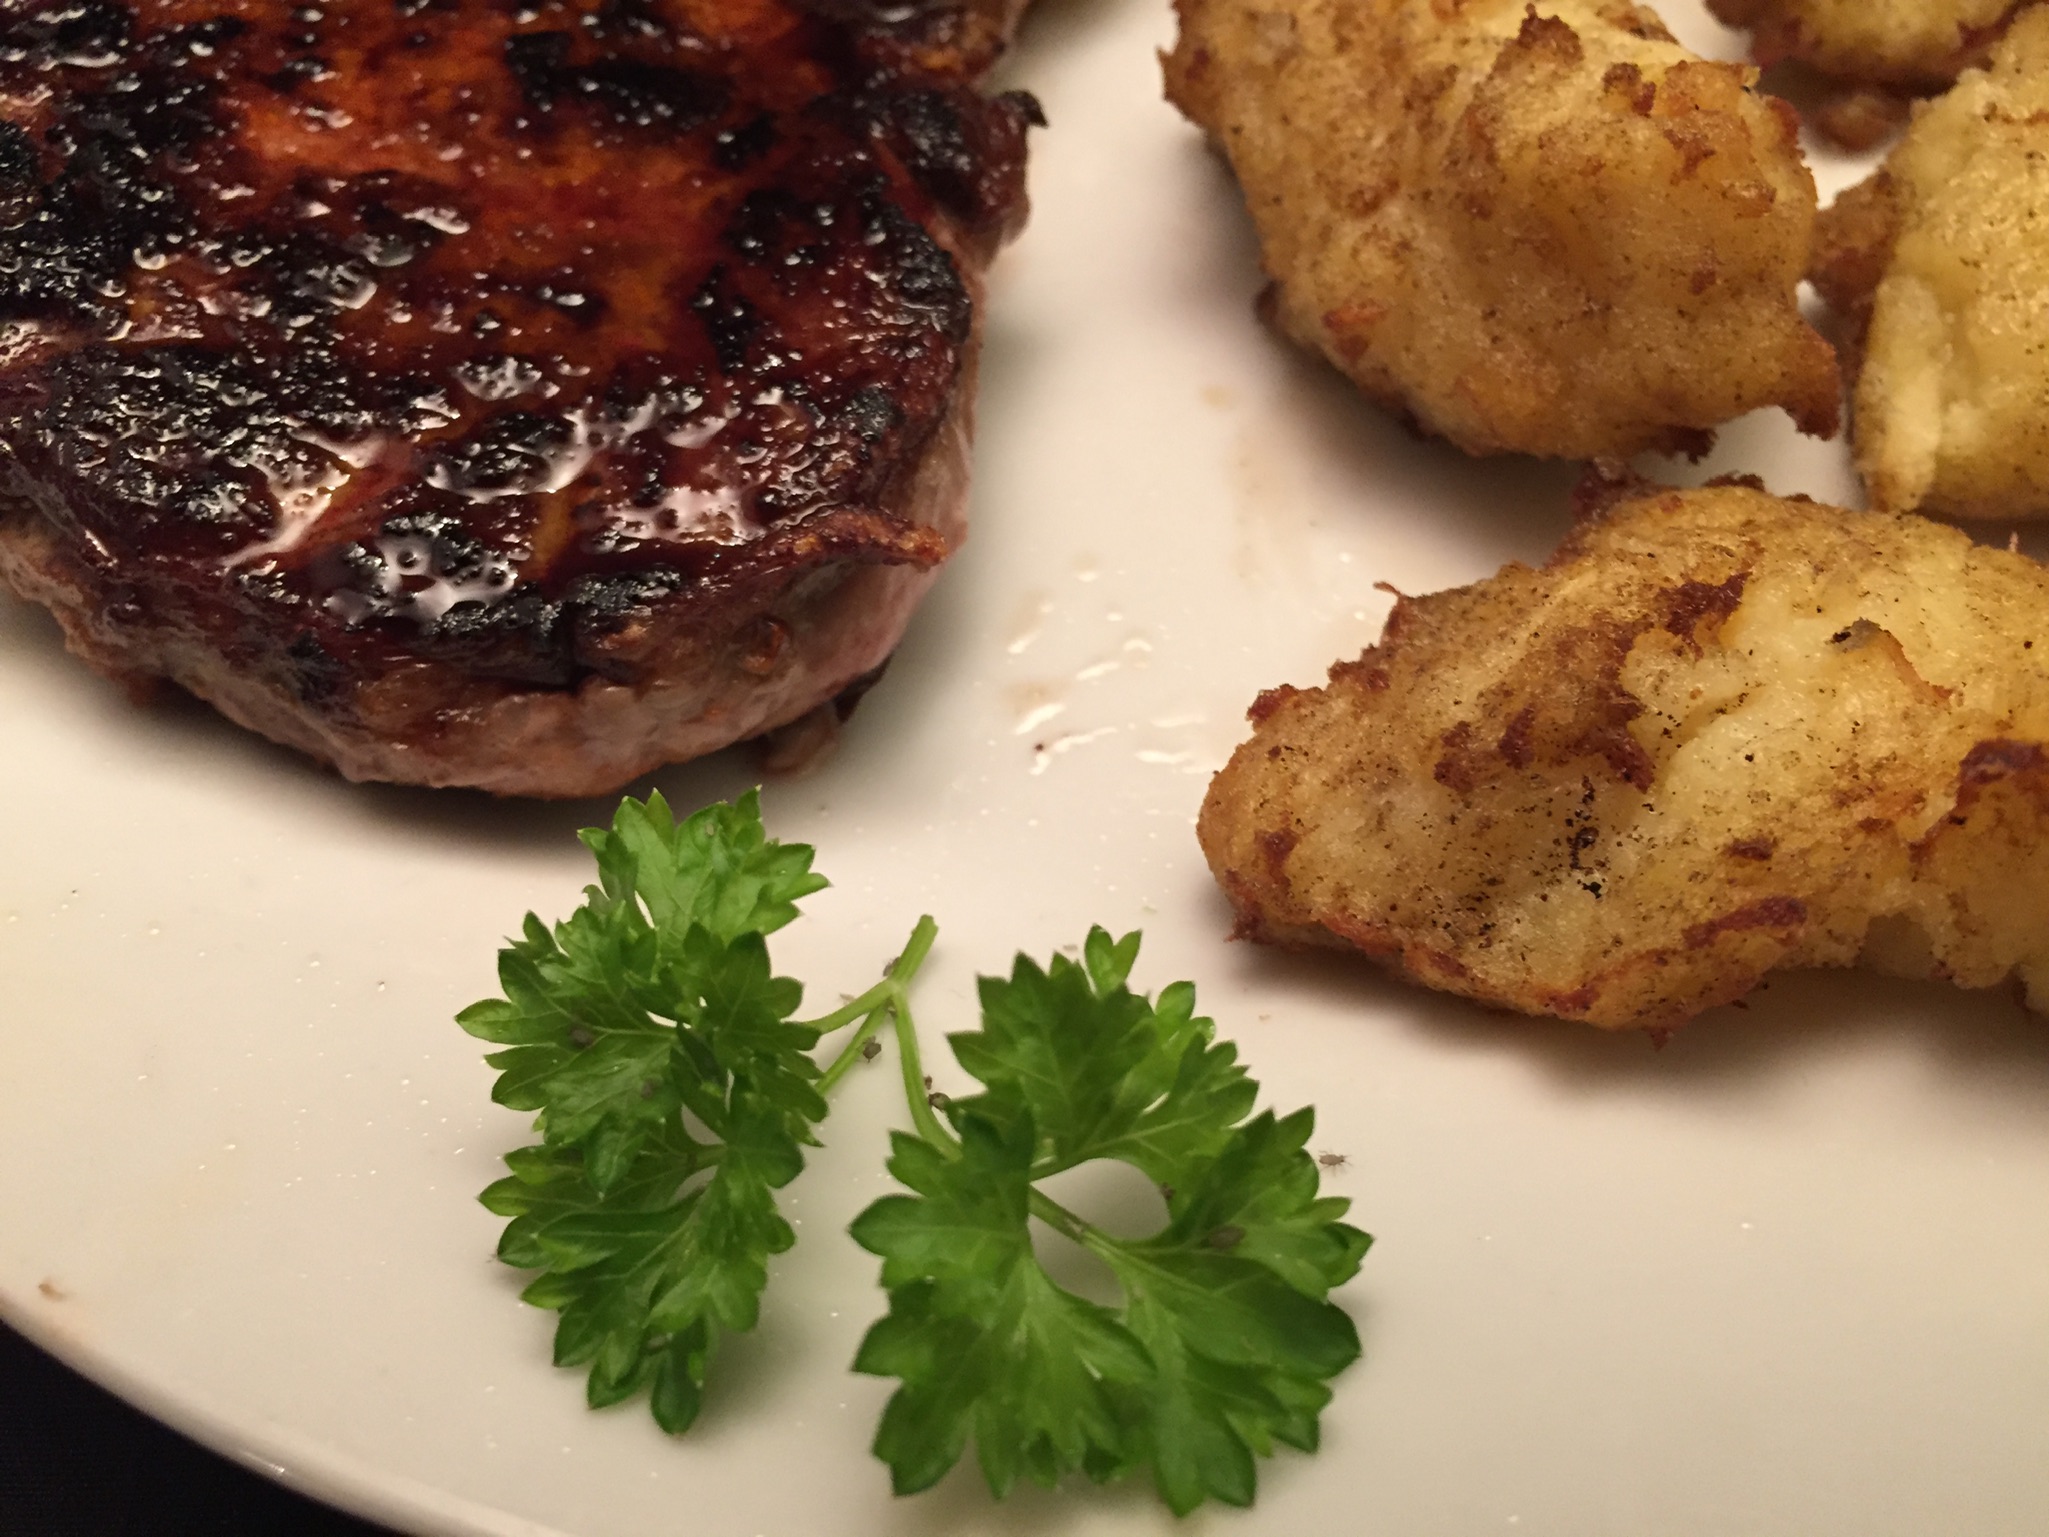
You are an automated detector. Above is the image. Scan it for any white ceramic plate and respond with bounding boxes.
[7,4,2049,1534]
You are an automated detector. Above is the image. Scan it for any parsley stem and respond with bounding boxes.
[815,998,894,1095]
[1026,1188,1099,1248]
[891,914,940,993]
[802,980,898,1039]
[890,976,959,1155]
[814,916,939,1094]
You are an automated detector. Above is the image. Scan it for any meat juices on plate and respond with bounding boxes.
[0,0,1038,795]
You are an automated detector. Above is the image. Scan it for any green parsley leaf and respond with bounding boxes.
[851,929,1370,1514]
[949,937,1258,1183]
[582,789,826,949]
[850,1113,1155,1496]
[464,791,830,1431]
[1100,1106,1371,1512]
[465,799,1372,1514]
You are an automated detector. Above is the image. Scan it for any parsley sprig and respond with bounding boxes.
[463,792,1369,1513]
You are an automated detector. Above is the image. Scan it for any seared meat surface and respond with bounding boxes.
[0,0,1037,794]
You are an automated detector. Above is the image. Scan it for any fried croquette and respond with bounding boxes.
[1707,0,2031,89]
[1811,10,2049,521]
[1199,473,2049,1030]
[1163,0,1841,460]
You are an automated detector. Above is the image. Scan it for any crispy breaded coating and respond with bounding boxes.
[1163,0,1840,460]
[1811,11,2049,520]
[1707,0,2031,88]
[1199,475,2049,1030]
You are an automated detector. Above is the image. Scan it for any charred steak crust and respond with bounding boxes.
[0,0,1038,794]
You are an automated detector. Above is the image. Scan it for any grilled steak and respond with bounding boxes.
[0,0,1038,795]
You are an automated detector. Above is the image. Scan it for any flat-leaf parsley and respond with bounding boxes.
[463,792,1369,1513]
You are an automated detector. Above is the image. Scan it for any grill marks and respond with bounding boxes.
[0,0,1035,693]
[502,29,729,132]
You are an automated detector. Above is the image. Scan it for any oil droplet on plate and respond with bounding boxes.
[1031,726,1117,775]
[1007,680,1066,735]
[1005,591,1051,655]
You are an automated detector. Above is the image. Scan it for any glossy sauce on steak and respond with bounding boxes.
[0,0,1038,794]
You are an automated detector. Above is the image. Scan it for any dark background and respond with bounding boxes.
[0,1319,397,1535]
